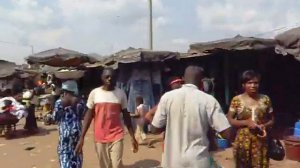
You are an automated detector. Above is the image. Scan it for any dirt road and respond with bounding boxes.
[0,120,299,168]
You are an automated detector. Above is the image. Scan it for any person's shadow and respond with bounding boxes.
[124,159,161,168]
[2,126,57,140]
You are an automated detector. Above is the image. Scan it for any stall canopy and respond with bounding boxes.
[275,27,300,61]
[100,47,179,67]
[186,35,276,58]
[0,60,16,78]
[26,47,97,67]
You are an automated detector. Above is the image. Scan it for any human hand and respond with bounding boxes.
[246,119,258,129]
[61,92,75,107]
[75,138,84,155]
[130,113,139,118]
[145,112,154,124]
[61,96,71,107]
[70,96,79,106]
[258,124,265,131]
[257,125,267,138]
[131,138,139,153]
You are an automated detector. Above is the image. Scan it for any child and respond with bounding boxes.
[53,80,86,168]
[131,96,154,148]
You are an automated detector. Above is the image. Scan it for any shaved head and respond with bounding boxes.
[101,67,115,77]
[101,67,116,90]
[183,66,204,86]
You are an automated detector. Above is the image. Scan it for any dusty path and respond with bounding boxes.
[0,120,299,168]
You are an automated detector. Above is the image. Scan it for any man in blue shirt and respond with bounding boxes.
[53,80,86,168]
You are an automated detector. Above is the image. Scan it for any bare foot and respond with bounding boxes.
[147,143,155,148]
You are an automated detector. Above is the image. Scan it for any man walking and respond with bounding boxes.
[151,66,231,168]
[75,68,138,168]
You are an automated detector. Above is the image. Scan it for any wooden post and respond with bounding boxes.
[224,54,230,106]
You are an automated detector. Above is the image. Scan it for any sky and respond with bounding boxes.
[1,0,300,64]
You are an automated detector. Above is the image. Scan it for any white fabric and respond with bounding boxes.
[11,109,27,120]
[135,124,147,143]
[152,84,230,168]
[0,97,28,119]
[134,104,149,144]
[135,104,148,125]
[86,87,127,110]
[47,74,53,85]
[23,90,33,99]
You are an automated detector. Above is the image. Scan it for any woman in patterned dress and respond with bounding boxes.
[227,70,275,168]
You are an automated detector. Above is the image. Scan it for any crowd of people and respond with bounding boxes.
[0,65,275,168]
[50,65,275,168]
[0,79,39,137]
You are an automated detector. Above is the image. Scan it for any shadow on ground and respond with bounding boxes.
[124,159,161,168]
[0,126,57,140]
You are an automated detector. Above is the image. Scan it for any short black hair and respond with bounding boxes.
[102,67,114,74]
[183,65,204,85]
[101,67,116,79]
[241,70,261,84]
[135,96,143,104]
[62,89,76,96]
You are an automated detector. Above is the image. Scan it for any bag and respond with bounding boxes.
[268,138,285,161]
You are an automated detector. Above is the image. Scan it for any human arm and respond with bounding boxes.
[76,99,87,120]
[75,91,95,154]
[144,105,158,124]
[150,124,165,135]
[130,108,141,118]
[122,109,138,153]
[259,96,275,130]
[120,90,138,153]
[75,108,94,154]
[52,100,64,122]
[207,98,232,141]
[227,114,257,129]
[261,113,274,129]
[80,109,94,140]
[219,127,231,141]
[151,96,167,134]
[226,97,257,129]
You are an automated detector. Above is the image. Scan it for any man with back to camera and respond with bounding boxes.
[151,65,231,168]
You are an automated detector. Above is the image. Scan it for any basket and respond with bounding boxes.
[54,70,85,79]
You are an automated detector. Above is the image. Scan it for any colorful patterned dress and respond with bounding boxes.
[53,99,86,168]
[228,94,273,168]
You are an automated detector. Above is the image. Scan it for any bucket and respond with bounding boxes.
[217,138,228,150]
[295,120,300,129]
[294,128,300,137]
[284,136,300,161]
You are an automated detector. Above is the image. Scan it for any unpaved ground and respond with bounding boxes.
[0,120,299,168]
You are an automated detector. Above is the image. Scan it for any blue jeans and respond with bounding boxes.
[127,79,154,113]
